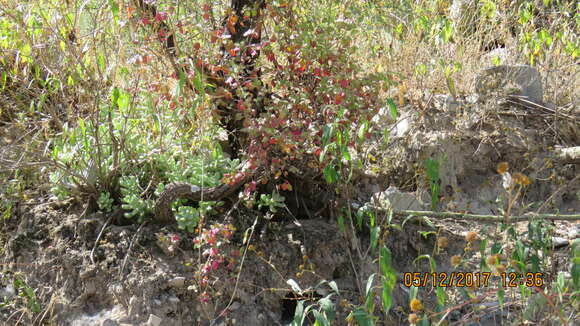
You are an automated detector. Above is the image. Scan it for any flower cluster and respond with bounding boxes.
[193,223,237,303]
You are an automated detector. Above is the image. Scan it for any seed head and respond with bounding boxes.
[451,255,461,267]
[437,237,449,249]
[408,313,420,324]
[465,231,478,243]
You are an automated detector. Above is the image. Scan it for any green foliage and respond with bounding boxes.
[232,0,389,187]
[175,201,223,233]
[572,240,580,290]
[49,87,237,222]
[119,175,155,222]
[97,192,114,213]
[288,279,339,326]
[2,1,578,325]
[379,247,397,315]
[257,192,285,213]
[424,157,440,210]
[13,278,40,314]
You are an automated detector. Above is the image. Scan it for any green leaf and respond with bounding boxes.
[481,0,497,19]
[287,279,302,293]
[351,308,373,326]
[419,317,430,326]
[370,226,379,254]
[342,147,351,162]
[111,87,120,108]
[572,240,580,289]
[387,98,397,120]
[328,280,340,295]
[440,18,453,43]
[193,69,204,93]
[436,287,446,306]
[424,157,440,210]
[177,71,186,97]
[117,90,130,113]
[323,164,339,184]
[319,295,335,322]
[491,242,502,255]
[97,53,106,72]
[291,300,305,326]
[413,254,437,273]
[358,121,368,142]
[337,214,345,234]
[322,124,333,146]
[379,247,397,314]
[380,283,392,315]
[418,230,436,239]
[402,214,416,227]
[365,273,375,298]
[313,310,328,326]
[108,0,119,22]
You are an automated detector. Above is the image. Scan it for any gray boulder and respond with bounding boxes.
[475,65,543,104]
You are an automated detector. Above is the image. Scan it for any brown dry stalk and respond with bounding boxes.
[391,209,580,223]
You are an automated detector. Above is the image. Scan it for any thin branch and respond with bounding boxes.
[383,209,580,223]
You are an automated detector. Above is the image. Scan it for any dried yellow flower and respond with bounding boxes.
[512,172,531,186]
[410,298,423,312]
[497,162,509,174]
[495,264,506,274]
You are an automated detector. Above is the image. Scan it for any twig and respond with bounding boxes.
[119,221,147,280]
[376,209,580,223]
[215,215,259,322]
[89,212,115,264]
[536,174,580,214]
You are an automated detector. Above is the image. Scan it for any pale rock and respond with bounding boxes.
[101,319,119,326]
[372,186,424,211]
[475,65,543,104]
[167,276,186,289]
[146,314,162,326]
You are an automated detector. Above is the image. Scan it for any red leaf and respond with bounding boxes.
[243,181,257,196]
[236,100,247,111]
[248,47,258,57]
[155,12,167,22]
[334,92,345,105]
[280,180,292,191]
[229,47,239,57]
[225,77,237,87]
